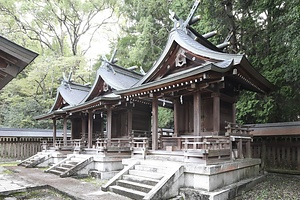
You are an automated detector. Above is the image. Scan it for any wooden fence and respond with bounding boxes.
[0,137,51,162]
[252,136,300,172]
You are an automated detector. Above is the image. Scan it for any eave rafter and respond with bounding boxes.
[123,71,228,101]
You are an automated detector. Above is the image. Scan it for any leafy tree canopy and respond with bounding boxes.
[0,0,300,129]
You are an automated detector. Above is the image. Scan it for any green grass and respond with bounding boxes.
[0,161,18,167]
[80,176,108,187]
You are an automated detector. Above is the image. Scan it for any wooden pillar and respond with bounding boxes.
[246,139,252,158]
[88,110,93,148]
[232,103,236,124]
[52,118,57,146]
[238,138,243,159]
[173,99,179,137]
[70,118,74,140]
[81,114,87,140]
[193,90,202,136]
[127,107,133,137]
[63,116,67,146]
[212,93,220,134]
[152,97,158,150]
[107,105,112,140]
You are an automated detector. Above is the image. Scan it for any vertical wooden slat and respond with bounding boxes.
[261,141,266,171]
[277,145,281,166]
[297,146,300,170]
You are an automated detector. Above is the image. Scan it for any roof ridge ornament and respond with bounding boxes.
[62,72,73,90]
[169,0,200,31]
[100,47,118,75]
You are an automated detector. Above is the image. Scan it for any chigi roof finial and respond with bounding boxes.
[100,46,118,75]
[169,0,201,30]
[62,72,73,90]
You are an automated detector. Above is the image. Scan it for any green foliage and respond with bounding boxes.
[0,0,300,129]
[0,0,115,128]
[158,107,173,128]
[115,0,172,70]
[234,1,300,123]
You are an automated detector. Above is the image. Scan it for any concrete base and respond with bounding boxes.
[35,150,130,179]
[76,155,131,179]
[180,175,265,200]
[36,150,67,168]
[121,157,262,199]
[184,159,261,191]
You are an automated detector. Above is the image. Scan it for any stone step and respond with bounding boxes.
[117,179,153,193]
[48,169,63,175]
[21,161,31,165]
[140,159,181,167]
[129,169,164,180]
[122,174,159,186]
[135,164,170,173]
[69,157,85,162]
[56,166,70,172]
[62,163,75,168]
[66,161,80,165]
[110,185,147,200]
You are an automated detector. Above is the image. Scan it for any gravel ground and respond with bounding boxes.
[0,165,129,200]
[241,173,300,200]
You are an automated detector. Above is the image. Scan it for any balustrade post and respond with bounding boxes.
[185,138,188,149]
[238,138,243,159]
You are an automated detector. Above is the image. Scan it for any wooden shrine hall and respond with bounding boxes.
[116,8,275,151]
[24,2,279,199]
[35,53,152,150]
[35,0,275,158]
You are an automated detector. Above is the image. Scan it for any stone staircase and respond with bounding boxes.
[102,160,183,200]
[18,151,52,168]
[45,155,93,178]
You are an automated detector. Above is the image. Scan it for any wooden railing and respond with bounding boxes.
[130,137,148,158]
[96,138,131,150]
[54,139,86,152]
[181,136,230,150]
[225,122,253,160]
[130,137,149,149]
[225,121,253,136]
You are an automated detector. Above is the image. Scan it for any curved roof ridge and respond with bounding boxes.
[81,62,143,103]
[49,81,90,112]
[136,28,244,86]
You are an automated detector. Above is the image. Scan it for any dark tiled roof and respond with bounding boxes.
[0,128,68,137]
[117,27,275,95]
[83,62,142,102]
[49,81,90,112]
[0,35,38,90]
